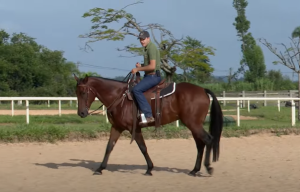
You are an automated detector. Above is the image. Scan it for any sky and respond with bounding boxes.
[0,0,300,80]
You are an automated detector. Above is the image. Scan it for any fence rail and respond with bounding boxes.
[220,90,299,107]
[0,97,299,127]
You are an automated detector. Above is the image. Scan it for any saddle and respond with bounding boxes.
[125,72,175,143]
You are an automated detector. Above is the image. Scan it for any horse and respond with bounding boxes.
[73,72,223,176]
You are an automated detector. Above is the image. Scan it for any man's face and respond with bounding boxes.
[139,37,150,47]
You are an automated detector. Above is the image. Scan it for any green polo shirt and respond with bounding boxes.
[142,41,160,75]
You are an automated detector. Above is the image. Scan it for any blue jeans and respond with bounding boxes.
[132,74,161,118]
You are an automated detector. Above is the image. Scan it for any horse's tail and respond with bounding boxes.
[204,88,223,162]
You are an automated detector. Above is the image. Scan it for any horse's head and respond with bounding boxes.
[74,74,96,118]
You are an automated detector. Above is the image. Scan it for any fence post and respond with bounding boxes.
[292,100,295,126]
[289,90,293,99]
[58,100,61,116]
[11,100,14,116]
[26,100,29,124]
[223,91,226,106]
[102,105,106,115]
[277,100,280,112]
[103,106,108,123]
[264,90,267,106]
[237,100,240,127]
[247,100,250,112]
[242,91,245,108]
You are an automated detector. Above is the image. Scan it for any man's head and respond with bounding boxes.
[138,30,150,47]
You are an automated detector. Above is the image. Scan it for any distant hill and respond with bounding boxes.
[211,75,244,83]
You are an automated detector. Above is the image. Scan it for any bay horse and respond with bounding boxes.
[73,72,223,176]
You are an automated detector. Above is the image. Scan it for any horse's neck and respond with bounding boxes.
[91,78,127,107]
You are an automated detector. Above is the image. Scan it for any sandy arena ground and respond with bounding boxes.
[0,135,300,192]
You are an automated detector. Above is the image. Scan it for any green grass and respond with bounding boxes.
[223,105,297,122]
[1,104,300,143]
[0,114,102,124]
[0,100,102,110]
[0,115,192,143]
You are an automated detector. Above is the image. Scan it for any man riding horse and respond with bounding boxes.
[131,30,162,126]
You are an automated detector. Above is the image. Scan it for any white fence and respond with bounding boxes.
[0,97,299,127]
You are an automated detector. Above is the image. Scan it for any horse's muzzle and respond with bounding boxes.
[78,111,88,118]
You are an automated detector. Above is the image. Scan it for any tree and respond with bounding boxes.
[232,0,266,82]
[79,1,215,82]
[0,29,80,97]
[170,36,215,82]
[266,70,296,90]
[243,44,266,82]
[258,26,300,119]
[292,26,300,38]
[0,29,9,45]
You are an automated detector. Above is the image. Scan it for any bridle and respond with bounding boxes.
[77,84,104,115]
[77,72,137,115]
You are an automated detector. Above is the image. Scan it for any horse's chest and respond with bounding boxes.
[108,108,132,130]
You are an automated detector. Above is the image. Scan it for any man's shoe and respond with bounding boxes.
[139,116,155,125]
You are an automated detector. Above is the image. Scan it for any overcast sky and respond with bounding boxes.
[1,0,299,80]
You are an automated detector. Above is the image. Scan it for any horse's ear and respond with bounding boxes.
[82,74,88,84]
[73,73,79,82]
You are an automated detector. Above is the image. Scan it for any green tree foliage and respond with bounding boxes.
[243,44,266,82]
[79,1,216,82]
[292,26,300,38]
[0,29,81,97]
[266,70,296,90]
[233,0,266,82]
[170,36,215,82]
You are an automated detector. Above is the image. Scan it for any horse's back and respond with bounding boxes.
[174,82,210,115]
[175,82,210,100]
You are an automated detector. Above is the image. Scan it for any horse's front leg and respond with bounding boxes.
[94,126,122,175]
[134,129,154,176]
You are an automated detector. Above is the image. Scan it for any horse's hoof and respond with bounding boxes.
[93,171,102,175]
[188,171,196,177]
[207,167,214,175]
[144,171,152,176]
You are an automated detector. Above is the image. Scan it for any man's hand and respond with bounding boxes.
[131,68,139,74]
[135,62,141,68]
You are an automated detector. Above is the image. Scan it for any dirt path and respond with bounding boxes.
[0,134,299,192]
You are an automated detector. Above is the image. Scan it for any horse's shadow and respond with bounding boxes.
[34,159,209,177]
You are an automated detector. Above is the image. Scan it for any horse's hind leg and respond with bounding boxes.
[134,129,154,176]
[189,126,213,177]
[94,126,122,175]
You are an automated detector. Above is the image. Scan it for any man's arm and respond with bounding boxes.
[138,60,155,72]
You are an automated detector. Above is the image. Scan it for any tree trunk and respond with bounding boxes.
[298,72,300,120]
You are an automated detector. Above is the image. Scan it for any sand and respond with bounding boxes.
[0,134,299,192]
